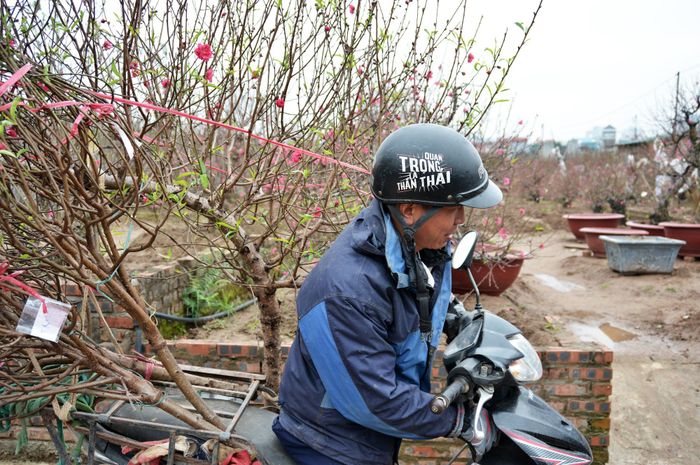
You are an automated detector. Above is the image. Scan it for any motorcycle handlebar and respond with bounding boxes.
[430,375,470,414]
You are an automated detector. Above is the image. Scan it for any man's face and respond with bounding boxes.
[407,204,466,251]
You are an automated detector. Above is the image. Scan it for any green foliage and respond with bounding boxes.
[182,267,250,318]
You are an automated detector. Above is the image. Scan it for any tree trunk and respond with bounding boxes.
[240,244,282,392]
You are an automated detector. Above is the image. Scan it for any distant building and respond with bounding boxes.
[578,138,602,152]
[565,139,579,156]
[540,140,556,157]
[602,125,616,148]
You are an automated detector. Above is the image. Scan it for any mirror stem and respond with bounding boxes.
[467,268,482,311]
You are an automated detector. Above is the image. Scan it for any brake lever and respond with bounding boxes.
[470,386,494,444]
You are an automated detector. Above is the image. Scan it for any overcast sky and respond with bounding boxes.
[466,0,700,142]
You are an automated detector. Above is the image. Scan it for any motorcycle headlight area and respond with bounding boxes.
[507,334,543,382]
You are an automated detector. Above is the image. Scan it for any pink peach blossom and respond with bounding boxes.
[194,43,213,61]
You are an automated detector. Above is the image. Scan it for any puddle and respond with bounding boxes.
[599,323,637,342]
[568,322,616,348]
[567,322,638,347]
[534,273,585,292]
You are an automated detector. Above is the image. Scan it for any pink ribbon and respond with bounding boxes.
[1,63,369,174]
[0,262,47,313]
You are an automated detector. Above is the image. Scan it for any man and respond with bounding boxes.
[273,124,502,465]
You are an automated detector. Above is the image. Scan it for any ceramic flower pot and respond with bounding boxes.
[452,254,525,297]
[600,235,686,274]
[579,227,648,258]
[563,213,625,240]
[658,222,700,257]
[625,220,666,237]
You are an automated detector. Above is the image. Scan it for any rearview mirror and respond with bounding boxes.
[452,231,478,270]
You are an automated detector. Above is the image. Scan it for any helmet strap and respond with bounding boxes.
[386,204,440,337]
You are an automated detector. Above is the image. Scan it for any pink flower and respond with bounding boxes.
[498,227,508,240]
[324,25,331,32]
[539,243,545,249]
[289,151,302,163]
[425,70,433,80]
[205,68,214,82]
[313,207,322,218]
[517,120,523,125]
[349,4,355,14]
[0,142,7,150]
[37,82,49,92]
[161,78,170,88]
[481,217,489,226]
[194,43,213,61]
[361,146,370,155]
[103,40,113,50]
[6,127,17,138]
[503,177,511,186]
[275,98,285,108]
[7,39,16,48]
[519,207,526,216]
[467,52,474,63]
[496,148,505,156]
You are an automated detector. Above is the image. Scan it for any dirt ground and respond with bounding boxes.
[194,229,700,465]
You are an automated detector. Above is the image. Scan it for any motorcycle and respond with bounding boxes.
[76,231,592,465]
[431,230,593,465]
[71,367,295,465]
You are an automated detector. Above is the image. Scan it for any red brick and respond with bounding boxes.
[175,341,214,356]
[590,418,611,430]
[592,383,613,396]
[593,351,614,364]
[551,383,588,396]
[103,315,134,329]
[567,400,611,413]
[589,435,609,447]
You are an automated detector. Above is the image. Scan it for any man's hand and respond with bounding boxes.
[444,296,470,343]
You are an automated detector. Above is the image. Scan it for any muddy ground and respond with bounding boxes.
[195,229,700,465]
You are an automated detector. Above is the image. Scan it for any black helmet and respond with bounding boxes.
[371,124,502,208]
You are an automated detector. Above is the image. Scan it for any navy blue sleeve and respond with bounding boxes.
[298,295,458,439]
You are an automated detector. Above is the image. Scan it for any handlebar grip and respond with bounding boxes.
[430,375,469,414]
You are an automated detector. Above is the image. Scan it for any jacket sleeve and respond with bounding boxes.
[298,295,459,440]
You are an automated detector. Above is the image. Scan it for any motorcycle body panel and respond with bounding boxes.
[491,387,592,465]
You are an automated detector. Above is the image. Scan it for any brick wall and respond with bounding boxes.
[62,257,196,347]
[163,342,612,465]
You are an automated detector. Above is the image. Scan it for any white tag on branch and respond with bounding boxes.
[115,124,139,160]
[16,296,71,342]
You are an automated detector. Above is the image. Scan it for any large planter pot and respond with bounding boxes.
[579,227,648,258]
[600,235,686,274]
[659,222,700,257]
[452,255,525,297]
[626,220,665,237]
[563,213,625,240]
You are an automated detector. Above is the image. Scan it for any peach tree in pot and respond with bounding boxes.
[452,189,544,296]
[452,249,526,296]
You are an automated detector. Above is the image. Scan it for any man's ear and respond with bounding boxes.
[397,203,418,226]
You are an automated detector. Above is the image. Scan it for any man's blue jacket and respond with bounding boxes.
[277,200,460,465]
